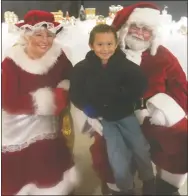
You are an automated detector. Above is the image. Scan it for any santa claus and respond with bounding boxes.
[2,10,80,195]
[77,2,187,195]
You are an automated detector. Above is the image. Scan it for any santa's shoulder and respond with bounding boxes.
[156,45,178,62]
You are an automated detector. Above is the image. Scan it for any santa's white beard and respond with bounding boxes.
[124,34,151,52]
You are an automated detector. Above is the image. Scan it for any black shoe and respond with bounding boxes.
[142,178,156,195]
[156,177,181,195]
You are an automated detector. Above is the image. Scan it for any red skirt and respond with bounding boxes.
[2,134,74,195]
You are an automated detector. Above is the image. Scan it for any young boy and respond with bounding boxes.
[70,24,155,194]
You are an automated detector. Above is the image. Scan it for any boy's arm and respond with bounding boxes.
[121,61,148,102]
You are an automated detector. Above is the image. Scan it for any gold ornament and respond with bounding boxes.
[96,15,106,25]
[60,107,74,152]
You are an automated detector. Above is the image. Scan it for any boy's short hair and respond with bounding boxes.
[89,24,118,45]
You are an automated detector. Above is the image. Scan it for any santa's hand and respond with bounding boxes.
[134,109,150,125]
[87,117,103,136]
[149,109,166,126]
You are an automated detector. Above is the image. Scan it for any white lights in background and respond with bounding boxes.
[176,17,187,35]
[159,6,173,41]
[160,5,187,40]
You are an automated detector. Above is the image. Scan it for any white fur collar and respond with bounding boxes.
[5,41,62,75]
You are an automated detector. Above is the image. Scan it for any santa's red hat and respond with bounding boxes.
[112,2,162,56]
[15,10,63,34]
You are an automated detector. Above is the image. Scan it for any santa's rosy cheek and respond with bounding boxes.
[143,33,152,41]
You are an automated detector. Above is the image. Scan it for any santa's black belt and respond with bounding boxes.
[134,97,150,110]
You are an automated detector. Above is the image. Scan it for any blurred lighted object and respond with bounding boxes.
[176,17,187,35]
[4,11,19,24]
[161,6,172,23]
[96,15,106,25]
[4,11,19,33]
[51,10,63,23]
[109,5,123,18]
[159,6,173,40]
[51,10,76,26]
[85,8,96,19]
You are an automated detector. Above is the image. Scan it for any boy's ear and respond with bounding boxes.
[89,44,93,50]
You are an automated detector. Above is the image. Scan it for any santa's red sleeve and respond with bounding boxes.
[164,47,188,113]
[2,58,68,115]
[142,47,188,156]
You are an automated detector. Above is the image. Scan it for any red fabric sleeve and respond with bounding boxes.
[142,48,188,156]
[164,49,188,113]
[2,59,68,115]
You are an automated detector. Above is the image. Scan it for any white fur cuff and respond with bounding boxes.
[17,166,81,195]
[31,87,56,115]
[64,166,81,186]
[57,80,70,90]
[146,93,186,127]
[159,169,187,188]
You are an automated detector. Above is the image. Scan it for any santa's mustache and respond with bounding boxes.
[129,34,145,41]
[124,34,151,51]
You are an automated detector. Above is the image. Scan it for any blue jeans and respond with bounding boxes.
[101,114,154,192]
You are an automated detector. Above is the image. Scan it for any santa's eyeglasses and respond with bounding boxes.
[129,23,152,35]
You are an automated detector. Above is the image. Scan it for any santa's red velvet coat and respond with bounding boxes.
[90,45,188,184]
[2,42,79,195]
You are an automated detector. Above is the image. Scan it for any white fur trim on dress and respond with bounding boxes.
[16,166,81,195]
[57,80,70,91]
[146,93,186,127]
[5,41,62,75]
[158,168,187,188]
[31,87,56,115]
